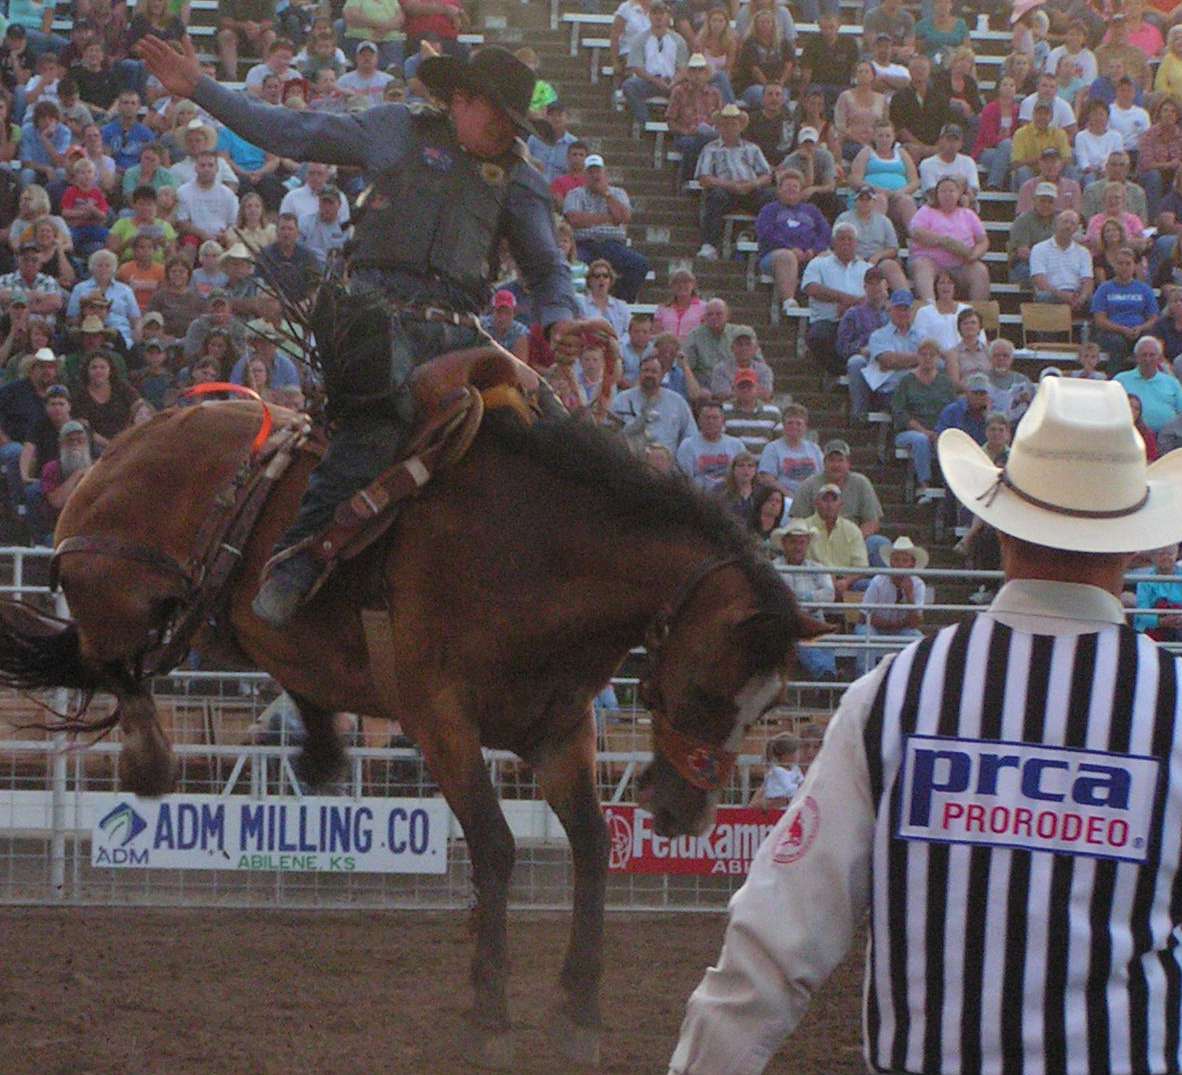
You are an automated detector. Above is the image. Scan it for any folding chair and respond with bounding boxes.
[1020,303,1077,354]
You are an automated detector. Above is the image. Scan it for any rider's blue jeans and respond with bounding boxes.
[274,314,480,553]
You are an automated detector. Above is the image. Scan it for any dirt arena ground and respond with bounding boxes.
[0,908,866,1074]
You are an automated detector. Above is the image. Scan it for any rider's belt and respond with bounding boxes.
[387,302,482,331]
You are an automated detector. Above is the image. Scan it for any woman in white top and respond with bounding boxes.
[911,270,982,355]
[611,0,652,82]
[1109,79,1152,153]
[1075,98,1126,186]
[578,259,632,339]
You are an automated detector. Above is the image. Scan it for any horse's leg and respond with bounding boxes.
[531,710,609,1068]
[413,716,517,1069]
[117,681,176,797]
[286,691,347,789]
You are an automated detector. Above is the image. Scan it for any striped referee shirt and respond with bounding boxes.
[670,579,1182,1075]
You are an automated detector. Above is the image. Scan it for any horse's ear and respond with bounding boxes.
[734,610,795,666]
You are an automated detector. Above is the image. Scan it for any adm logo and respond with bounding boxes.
[96,802,150,865]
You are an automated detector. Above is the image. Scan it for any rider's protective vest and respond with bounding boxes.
[349,107,523,309]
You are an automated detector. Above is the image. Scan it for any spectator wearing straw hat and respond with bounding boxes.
[773,517,838,681]
[169,118,239,189]
[694,102,774,261]
[857,535,926,658]
[665,53,722,185]
[220,241,261,317]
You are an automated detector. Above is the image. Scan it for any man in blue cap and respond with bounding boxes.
[846,288,922,420]
[138,35,582,626]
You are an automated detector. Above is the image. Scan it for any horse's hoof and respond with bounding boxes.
[549,1008,602,1068]
[460,1022,515,1071]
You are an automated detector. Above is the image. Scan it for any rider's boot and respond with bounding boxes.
[251,549,322,628]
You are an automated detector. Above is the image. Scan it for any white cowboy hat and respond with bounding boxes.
[887,535,928,571]
[938,378,1182,553]
[772,519,816,543]
[711,103,750,131]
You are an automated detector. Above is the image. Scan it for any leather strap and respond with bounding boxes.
[51,535,191,595]
[311,386,480,565]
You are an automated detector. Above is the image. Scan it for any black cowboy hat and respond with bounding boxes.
[418,46,538,137]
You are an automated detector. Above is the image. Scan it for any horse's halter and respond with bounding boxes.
[639,554,745,793]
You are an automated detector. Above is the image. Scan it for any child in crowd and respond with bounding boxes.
[309,67,348,112]
[117,231,166,314]
[191,240,228,298]
[129,338,176,410]
[25,52,62,108]
[749,734,804,810]
[60,156,110,258]
[618,313,654,388]
[1070,341,1108,380]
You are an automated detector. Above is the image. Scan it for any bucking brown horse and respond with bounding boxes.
[0,397,825,1069]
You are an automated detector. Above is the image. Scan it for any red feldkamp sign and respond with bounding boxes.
[603,804,783,876]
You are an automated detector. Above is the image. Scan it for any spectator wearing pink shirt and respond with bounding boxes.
[1015,148,1082,215]
[653,267,706,339]
[907,176,990,301]
[1103,1,1164,60]
[1085,182,1151,257]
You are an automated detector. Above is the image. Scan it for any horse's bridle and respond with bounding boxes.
[49,384,275,675]
[639,554,745,793]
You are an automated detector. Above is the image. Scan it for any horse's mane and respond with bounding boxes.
[481,412,797,625]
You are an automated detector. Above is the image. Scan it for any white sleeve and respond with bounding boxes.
[1028,241,1047,278]
[667,665,884,1075]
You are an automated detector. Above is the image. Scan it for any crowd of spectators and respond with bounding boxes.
[2,0,1182,672]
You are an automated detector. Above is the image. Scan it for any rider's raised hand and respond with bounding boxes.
[136,35,202,101]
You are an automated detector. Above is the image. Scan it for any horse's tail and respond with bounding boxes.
[0,599,107,695]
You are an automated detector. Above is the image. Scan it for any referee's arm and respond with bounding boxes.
[668,663,885,1075]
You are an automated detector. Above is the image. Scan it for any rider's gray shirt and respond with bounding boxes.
[192,77,580,328]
